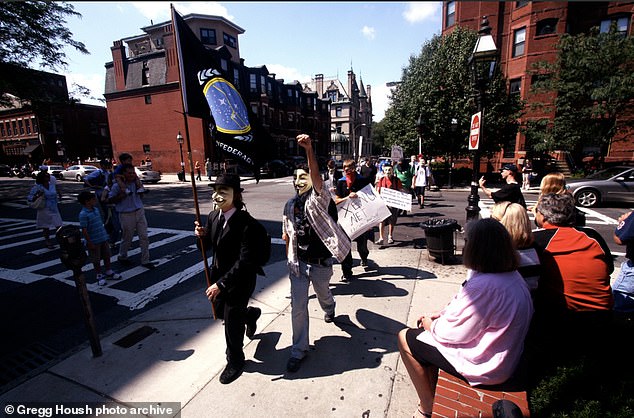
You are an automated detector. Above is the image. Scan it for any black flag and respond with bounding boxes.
[172,6,256,170]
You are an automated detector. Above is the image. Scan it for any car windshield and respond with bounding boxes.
[587,167,631,180]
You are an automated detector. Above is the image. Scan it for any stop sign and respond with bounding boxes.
[469,112,481,150]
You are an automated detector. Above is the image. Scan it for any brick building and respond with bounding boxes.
[442,1,634,169]
[0,68,110,167]
[104,13,333,173]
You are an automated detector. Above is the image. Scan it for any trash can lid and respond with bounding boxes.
[420,218,459,229]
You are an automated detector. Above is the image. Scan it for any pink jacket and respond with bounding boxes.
[418,270,533,386]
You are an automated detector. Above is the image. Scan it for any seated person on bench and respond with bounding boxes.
[397,219,534,418]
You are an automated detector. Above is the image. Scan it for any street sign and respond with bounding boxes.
[469,111,481,150]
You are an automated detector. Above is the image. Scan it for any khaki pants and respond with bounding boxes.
[118,208,150,264]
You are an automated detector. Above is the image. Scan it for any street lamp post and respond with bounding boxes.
[449,117,458,189]
[176,131,185,182]
[466,16,498,223]
[415,112,424,156]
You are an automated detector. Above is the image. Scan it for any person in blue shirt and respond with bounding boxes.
[78,191,121,286]
[613,211,634,313]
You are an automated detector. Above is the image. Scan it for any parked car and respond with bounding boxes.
[0,164,12,177]
[567,166,634,207]
[135,166,161,183]
[259,160,290,178]
[59,165,99,182]
[31,165,65,179]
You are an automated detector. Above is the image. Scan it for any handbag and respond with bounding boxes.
[28,191,46,209]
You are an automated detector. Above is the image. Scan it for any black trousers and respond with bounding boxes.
[219,301,259,367]
[341,233,369,275]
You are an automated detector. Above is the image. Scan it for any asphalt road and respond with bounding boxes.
[0,175,630,393]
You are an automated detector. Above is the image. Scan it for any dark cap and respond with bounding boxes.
[209,173,243,192]
[500,164,518,173]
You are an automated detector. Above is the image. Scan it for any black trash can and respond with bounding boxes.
[420,218,460,264]
[177,171,185,181]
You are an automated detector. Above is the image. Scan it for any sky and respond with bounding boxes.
[59,1,443,122]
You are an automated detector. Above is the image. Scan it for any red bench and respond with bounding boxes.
[431,370,530,417]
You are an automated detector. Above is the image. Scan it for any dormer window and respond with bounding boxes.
[201,28,216,45]
[142,61,149,86]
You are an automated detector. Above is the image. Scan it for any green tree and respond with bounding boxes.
[383,27,523,160]
[525,25,634,160]
[0,1,88,107]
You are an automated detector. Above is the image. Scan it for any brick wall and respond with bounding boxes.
[432,370,530,418]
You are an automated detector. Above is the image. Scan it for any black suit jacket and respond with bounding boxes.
[199,209,259,306]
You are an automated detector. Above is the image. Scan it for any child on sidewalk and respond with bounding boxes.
[78,191,121,286]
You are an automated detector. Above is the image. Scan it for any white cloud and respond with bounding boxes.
[265,64,311,84]
[403,2,441,24]
[361,26,376,40]
[371,83,393,122]
[130,2,232,22]
[65,72,106,105]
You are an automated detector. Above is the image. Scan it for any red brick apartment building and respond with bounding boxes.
[442,1,634,169]
[0,69,111,167]
[105,14,341,173]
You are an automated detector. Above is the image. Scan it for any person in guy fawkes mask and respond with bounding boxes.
[194,173,262,385]
[282,134,351,373]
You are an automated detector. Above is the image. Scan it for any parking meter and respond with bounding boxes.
[55,225,102,357]
[56,225,87,272]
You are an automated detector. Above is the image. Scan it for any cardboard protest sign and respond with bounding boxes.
[379,187,413,211]
[337,184,391,240]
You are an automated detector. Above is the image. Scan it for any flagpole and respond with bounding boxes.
[172,4,215,319]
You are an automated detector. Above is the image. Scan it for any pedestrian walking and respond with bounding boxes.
[282,134,351,372]
[27,171,63,249]
[195,160,202,181]
[375,163,403,245]
[194,173,263,384]
[205,158,213,181]
[108,164,156,269]
[78,191,121,286]
[478,164,526,208]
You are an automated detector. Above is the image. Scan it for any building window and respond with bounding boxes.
[445,1,455,27]
[144,95,152,104]
[143,144,151,153]
[221,59,228,71]
[288,89,293,97]
[336,106,342,117]
[223,32,237,48]
[509,78,522,95]
[327,91,337,102]
[536,18,558,36]
[233,69,240,88]
[25,119,31,134]
[250,74,257,93]
[5,122,11,136]
[513,27,526,57]
[260,75,265,93]
[515,1,529,8]
[12,121,17,135]
[251,104,259,116]
[142,61,149,86]
[18,120,24,135]
[600,16,629,35]
[0,123,5,137]
[32,118,38,133]
[267,81,272,96]
[200,28,216,45]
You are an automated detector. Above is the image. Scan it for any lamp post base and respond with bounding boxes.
[465,182,481,222]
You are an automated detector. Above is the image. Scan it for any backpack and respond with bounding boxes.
[249,214,271,273]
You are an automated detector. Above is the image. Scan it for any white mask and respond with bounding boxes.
[294,169,312,195]
[212,186,234,211]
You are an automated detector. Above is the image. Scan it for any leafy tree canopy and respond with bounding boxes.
[382,26,523,159]
[0,1,88,107]
[526,25,634,158]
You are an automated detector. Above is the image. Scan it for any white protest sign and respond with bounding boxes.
[390,145,403,161]
[379,187,413,211]
[337,184,391,240]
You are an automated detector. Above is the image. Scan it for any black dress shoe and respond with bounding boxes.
[245,307,261,339]
[340,273,353,282]
[324,310,335,323]
[286,357,303,373]
[360,259,368,267]
[219,362,244,384]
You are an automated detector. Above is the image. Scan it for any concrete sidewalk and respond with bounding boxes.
[0,242,467,417]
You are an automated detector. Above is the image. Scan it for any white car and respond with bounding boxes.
[135,166,161,183]
[31,165,65,179]
[59,165,99,182]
